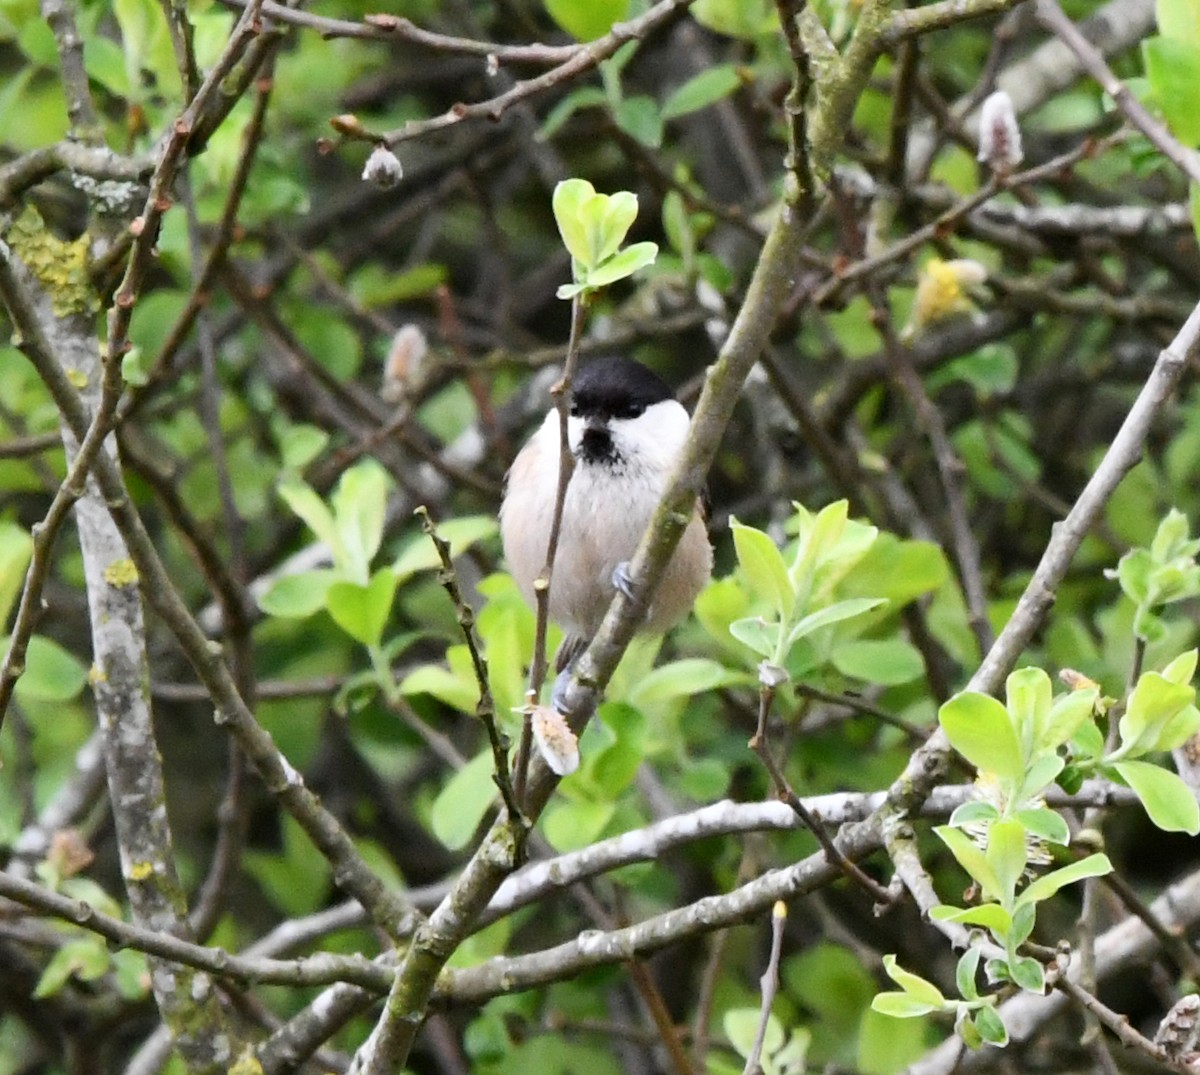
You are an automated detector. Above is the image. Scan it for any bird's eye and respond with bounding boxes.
[569,402,581,417]
[620,403,646,419]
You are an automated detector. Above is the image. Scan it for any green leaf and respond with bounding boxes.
[1072,718,1106,762]
[82,34,131,95]
[1161,649,1198,686]
[832,637,924,685]
[662,190,693,262]
[1017,853,1113,907]
[692,0,778,38]
[1153,703,1200,752]
[956,946,982,1000]
[724,1007,785,1057]
[392,516,498,582]
[600,39,638,93]
[881,954,945,1007]
[784,598,887,648]
[1010,901,1036,946]
[1016,807,1070,845]
[791,499,849,588]
[871,992,942,1018]
[13,635,87,703]
[257,569,338,619]
[552,178,597,268]
[680,757,730,799]
[326,568,397,646]
[661,65,742,120]
[731,518,793,618]
[1144,36,1200,146]
[243,814,331,917]
[948,800,999,827]
[957,1011,984,1051]
[986,818,1027,906]
[114,0,157,97]
[1008,955,1045,992]
[614,94,664,147]
[111,948,149,1000]
[1015,753,1065,802]
[331,460,390,583]
[1116,547,1152,606]
[1041,688,1098,752]
[430,750,497,850]
[929,344,1019,398]
[1119,671,1195,756]
[543,798,617,851]
[730,616,779,658]
[35,938,111,998]
[585,241,659,289]
[629,658,749,707]
[857,1007,929,1074]
[596,190,639,262]
[842,536,949,609]
[400,660,479,714]
[278,424,329,470]
[974,1004,1008,1046]
[351,263,448,307]
[543,0,630,41]
[930,903,1014,938]
[1005,667,1051,754]
[1114,760,1200,833]
[539,86,608,139]
[0,520,33,628]
[935,825,1003,902]
[1157,0,1200,41]
[938,692,1023,783]
[278,477,344,562]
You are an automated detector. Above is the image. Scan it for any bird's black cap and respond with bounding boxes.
[570,357,674,421]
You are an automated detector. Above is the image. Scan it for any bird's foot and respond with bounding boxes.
[551,669,573,715]
[612,561,636,600]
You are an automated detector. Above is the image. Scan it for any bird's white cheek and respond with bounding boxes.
[566,415,586,455]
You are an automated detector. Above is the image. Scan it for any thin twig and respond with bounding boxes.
[742,901,787,1075]
[0,431,60,458]
[0,869,393,992]
[1055,969,1199,1073]
[514,294,587,804]
[377,0,697,148]
[218,0,577,59]
[750,686,894,905]
[416,506,521,822]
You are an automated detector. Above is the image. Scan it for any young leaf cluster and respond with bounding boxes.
[551,178,659,300]
[258,459,496,685]
[934,668,1113,996]
[728,500,886,687]
[872,952,1007,1049]
[1108,508,1200,642]
[875,511,1200,1051]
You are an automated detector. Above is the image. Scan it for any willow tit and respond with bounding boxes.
[500,356,712,684]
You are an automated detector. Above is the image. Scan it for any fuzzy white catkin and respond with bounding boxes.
[977,90,1023,172]
[362,145,403,189]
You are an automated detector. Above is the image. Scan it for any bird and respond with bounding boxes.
[499,356,712,701]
